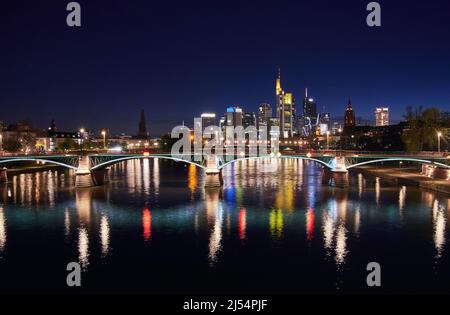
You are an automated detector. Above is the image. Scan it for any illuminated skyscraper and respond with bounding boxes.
[243,112,256,128]
[275,70,295,138]
[225,106,243,128]
[201,113,216,129]
[258,103,272,128]
[375,107,389,126]
[302,88,317,119]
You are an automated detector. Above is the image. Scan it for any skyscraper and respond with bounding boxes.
[137,109,149,139]
[225,106,243,128]
[275,70,295,138]
[258,103,272,129]
[243,112,256,128]
[302,88,317,119]
[201,113,216,129]
[344,99,356,131]
[375,107,389,126]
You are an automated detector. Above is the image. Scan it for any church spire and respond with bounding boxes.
[138,109,149,139]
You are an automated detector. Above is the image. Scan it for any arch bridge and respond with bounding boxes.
[0,152,449,188]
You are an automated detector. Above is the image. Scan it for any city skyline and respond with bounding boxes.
[2,0,450,303]
[2,0,450,135]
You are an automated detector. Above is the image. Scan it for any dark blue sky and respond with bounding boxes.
[1,0,450,136]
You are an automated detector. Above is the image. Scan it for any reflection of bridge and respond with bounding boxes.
[0,152,449,188]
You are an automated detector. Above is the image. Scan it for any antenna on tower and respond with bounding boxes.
[305,88,308,98]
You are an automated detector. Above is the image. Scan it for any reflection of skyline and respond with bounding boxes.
[0,170,74,206]
[0,159,448,289]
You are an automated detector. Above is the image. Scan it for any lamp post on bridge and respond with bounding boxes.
[337,128,342,157]
[79,128,85,154]
[437,131,442,154]
[101,130,107,150]
[326,131,330,151]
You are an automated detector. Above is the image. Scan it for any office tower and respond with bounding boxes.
[258,103,272,128]
[302,88,317,119]
[375,107,389,126]
[243,112,256,128]
[225,106,243,128]
[275,70,295,138]
[319,112,330,135]
[201,113,216,129]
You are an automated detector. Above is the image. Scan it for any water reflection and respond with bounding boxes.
[206,189,223,266]
[358,173,364,198]
[100,214,110,256]
[399,186,407,212]
[188,164,197,198]
[0,169,74,206]
[0,207,6,255]
[0,159,449,293]
[306,208,314,241]
[76,189,92,225]
[375,177,380,206]
[64,208,70,237]
[269,209,283,238]
[322,192,350,266]
[78,226,89,269]
[432,199,446,259]
[143,207,152,242]
[238,208,246,241]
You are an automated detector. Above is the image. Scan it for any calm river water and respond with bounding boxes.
[0,158,449,294]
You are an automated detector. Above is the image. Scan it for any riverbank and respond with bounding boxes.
[352,166,450,195]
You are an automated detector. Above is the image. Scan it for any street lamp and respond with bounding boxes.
[437,131,442,154]
[101,130,106,150]
[79,128,85,152]
[326,131,330,150]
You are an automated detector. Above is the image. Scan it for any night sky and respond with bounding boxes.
[1,0,450,136]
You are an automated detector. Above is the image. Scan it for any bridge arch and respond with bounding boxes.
[217,155,334,170]
[90,155,206,171]
[0,158,78,170]
[346,157,450,169]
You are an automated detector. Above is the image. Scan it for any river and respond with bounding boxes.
[0,158,449,294]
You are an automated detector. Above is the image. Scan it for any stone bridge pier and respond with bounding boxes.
[204,155,223,188]
[75,156,109,188]
[322,156,349,188]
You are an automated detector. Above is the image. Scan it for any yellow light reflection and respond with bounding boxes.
[269,209,283,238]
[188,164,197,196]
